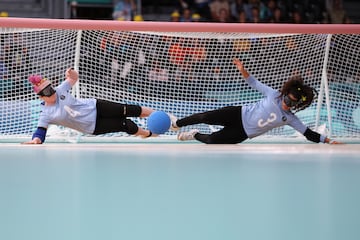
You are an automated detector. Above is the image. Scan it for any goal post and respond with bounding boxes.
[0,18,359,143]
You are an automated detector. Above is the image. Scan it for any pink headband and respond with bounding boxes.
[28,75,51,94]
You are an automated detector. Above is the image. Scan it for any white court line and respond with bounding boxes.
[2,143,359,155]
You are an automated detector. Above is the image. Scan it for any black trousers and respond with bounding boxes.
[177,106,248,144]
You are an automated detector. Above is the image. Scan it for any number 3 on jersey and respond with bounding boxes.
[258,113,277,128]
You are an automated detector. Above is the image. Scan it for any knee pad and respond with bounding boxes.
[123,119,138,135]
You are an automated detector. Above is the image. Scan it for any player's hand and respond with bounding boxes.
[65,68,79,81]
[21,138,42,144]
[233,58,244,71]
[233,58,249,78]
[325,137,343,144]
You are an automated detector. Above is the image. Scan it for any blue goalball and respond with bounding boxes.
[147,111,171,134]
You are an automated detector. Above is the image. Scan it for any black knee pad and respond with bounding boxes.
[123,119,139,135]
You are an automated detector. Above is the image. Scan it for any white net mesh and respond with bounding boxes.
[0,27,359,142]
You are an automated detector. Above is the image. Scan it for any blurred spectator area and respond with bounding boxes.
[0,0,170,20]
[0,0,114,19]
[338,0,360,23]
[0,0,65,18]
[0,0,359,23]
[142,0,360,23]
[141,0,175,21]
[66,0,113,19]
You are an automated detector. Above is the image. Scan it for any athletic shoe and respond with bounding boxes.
[168,113,180,131]
[177,129,199,141]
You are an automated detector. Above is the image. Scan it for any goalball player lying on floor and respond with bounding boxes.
[23,68,157,144]
[170,58,341,144]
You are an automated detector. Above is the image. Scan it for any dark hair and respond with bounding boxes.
[280,75,317,111]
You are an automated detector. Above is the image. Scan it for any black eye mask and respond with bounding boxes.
[38,84,56,97]
[284,95,300,107]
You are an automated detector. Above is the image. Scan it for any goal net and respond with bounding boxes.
[0,18,359,143]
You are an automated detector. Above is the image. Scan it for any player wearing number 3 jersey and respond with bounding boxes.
[172,58,341,144]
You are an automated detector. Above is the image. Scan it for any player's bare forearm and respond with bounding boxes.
[233,58,250,79]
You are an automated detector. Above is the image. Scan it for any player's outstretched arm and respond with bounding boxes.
[233,58,250,79]
[303,128,343,144]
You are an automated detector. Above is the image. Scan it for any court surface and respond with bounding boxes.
[0,143,359,240]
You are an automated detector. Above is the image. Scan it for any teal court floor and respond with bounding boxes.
[0,143,359,240]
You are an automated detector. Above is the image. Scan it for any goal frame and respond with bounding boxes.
[1,18,359,143]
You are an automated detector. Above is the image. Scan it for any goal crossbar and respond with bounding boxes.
[1,17,359,33]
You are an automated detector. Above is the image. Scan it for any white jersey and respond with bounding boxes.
[37,80,97,134]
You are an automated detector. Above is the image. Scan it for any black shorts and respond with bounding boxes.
[93,99,141,135]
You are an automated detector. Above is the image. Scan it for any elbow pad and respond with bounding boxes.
[303,128,321,143]
[32,127,47,143]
